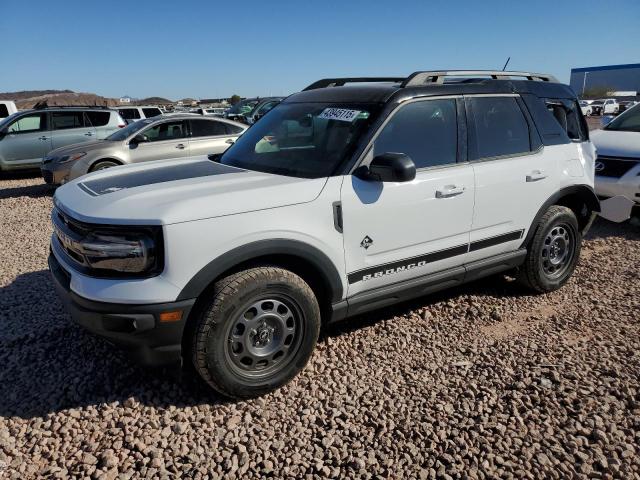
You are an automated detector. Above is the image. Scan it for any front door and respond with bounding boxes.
[129,119,190,164]
[3,112,50,166]
[341,97,475,297]
[188,119,236,156]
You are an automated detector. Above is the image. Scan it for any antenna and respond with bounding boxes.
[502,57,511,71]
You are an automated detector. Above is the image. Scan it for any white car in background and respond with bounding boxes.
[579,100,593,116]
[601,99,620,115]
[592,103,640,212]
[0,101,17,120]
[117,106,163,124]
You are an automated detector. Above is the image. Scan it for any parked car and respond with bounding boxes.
[618,101,638,114]
[0,100,17,120]
[41,114,246,184]
[117,106,163,124]
[49,70,600,398]
[589,100,604,115]
[244,97,284,124]
[0,106,125,172]
[579,100,593,116]
[601,99,620,115]
[591,103,640,209]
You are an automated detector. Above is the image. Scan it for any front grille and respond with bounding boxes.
[595,156,639,178]
[52,208,91,268]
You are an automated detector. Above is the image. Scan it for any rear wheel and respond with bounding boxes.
[518,206,581,293]
[192,267,321,398]
[90,160,120,172]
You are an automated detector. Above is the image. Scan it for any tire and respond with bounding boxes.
[90,160,120,172]
[192,267,321,398]
[518,206,581,293]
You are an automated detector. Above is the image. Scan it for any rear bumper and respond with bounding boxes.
[48,251,196,367]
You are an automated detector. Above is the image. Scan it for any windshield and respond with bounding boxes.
[605,103,640,132]
[106,118,155,141]
[227,99,260,115]
[220,102,378,179]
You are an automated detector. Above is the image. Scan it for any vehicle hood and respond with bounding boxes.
[54,157,327,225]
[47,140,112,157]
[591,129,640,158]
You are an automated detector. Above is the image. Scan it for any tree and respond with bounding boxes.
[582,85,615,99]
[229,95,241,105]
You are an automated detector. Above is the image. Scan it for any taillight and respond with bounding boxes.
[118,123,126,128]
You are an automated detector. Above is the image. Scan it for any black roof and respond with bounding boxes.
[285,71,576,104]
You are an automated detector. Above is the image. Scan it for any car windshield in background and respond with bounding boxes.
[605,104,640,132]
[106,119,154,141]
[220,103,378,179]
[227,100,259,115]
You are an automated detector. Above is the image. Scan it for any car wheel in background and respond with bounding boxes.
[192,267,321,399]
[90,160,120,172]
[518,206,581,293]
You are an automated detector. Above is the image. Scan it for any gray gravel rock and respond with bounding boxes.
[1,174,640,479]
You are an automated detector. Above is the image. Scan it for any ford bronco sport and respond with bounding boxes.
[49,71,600,398]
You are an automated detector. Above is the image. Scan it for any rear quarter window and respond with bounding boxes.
[142,108,162,118]
[119,108,140,120]
[85,111,111,127]
[225,124,245,135]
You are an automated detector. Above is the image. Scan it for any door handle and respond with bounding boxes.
[38,136,49,141]
[436,185,465,198]
[176,144,185,150]
[225,138,235,145]
[84,132,93,136]
[526,170,547,182]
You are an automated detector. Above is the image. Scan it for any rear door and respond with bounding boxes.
[128,119,189,164]
[2,112,50,164]
[50,110,97,149]
[188,119,237,156]
[465,95,559,263]
[341,97,475,297]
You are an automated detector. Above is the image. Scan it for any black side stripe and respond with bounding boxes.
[347,229,524,284]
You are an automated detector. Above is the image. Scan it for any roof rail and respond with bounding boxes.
[401,70,558,87]
[303,77,404,91]
[33,102,113,110]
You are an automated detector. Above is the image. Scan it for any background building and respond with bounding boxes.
[570,63,640,99]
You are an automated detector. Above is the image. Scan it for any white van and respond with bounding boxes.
[0,101,18,120]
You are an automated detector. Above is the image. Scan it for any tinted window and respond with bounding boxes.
[143,120,185,141]
[374,99,457,169]
[0,105,8,117]
[51,111,84,130]
[142,108,162,118]
[469,97,530,159]
[605,104,640,132]
[546,99,587,141]
[119,108,140,120]
[190,119,227,137]
[7,113,46,134]
[85,111,111,127]
[225,124,244,135]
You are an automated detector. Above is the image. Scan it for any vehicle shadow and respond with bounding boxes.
[585,216,640,241]
[0,170,54,200]
[0,270,227,419]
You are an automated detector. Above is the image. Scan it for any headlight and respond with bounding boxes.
[52,208,163,277]
[58,152,87,163]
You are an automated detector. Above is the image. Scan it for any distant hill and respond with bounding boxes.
[137,96,173,105]
[0,90,118,109]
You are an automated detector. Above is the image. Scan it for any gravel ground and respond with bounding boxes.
[1,173,639,479]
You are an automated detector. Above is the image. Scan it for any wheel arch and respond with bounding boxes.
[520,184,600,249]
[89,157,124,171]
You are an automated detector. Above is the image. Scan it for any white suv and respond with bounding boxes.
[117,106,163,124]
[49,71,600,398]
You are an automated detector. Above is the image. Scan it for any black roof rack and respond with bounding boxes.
[303,77,404,91]
[33,101,113,110]
[302,70,558,92]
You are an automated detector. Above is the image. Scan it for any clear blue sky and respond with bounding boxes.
[1,0,638,100]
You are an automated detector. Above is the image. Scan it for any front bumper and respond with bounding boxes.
[40,161,71,185]
[48,251,196,367]
[595,175,640,205]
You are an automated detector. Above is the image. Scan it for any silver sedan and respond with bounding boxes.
[41,114,247,185]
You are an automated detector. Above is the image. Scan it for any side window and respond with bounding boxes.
[190,119,227,137]
[142,108,162,118]
[143,120,185,141]
[119,109,140,120]
[51,111,85,130]
[468,97,531,159]
[546,99,587,141]
[0,105,8,117]
[373,99,458,169]
[85,111,110,127]
[7,113,46,134]
[225,123,245,135]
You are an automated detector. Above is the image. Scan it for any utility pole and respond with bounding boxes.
[582,71,589,97]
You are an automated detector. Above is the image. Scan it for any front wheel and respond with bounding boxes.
[90,159,120,172]
[192,267,321,398]
[518,205,581,293]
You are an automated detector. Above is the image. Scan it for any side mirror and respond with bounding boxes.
[131,134,149,144]
[601,115,614,128]
[355,153,416,183]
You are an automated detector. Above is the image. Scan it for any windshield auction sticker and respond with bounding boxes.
[319,108,362,122]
